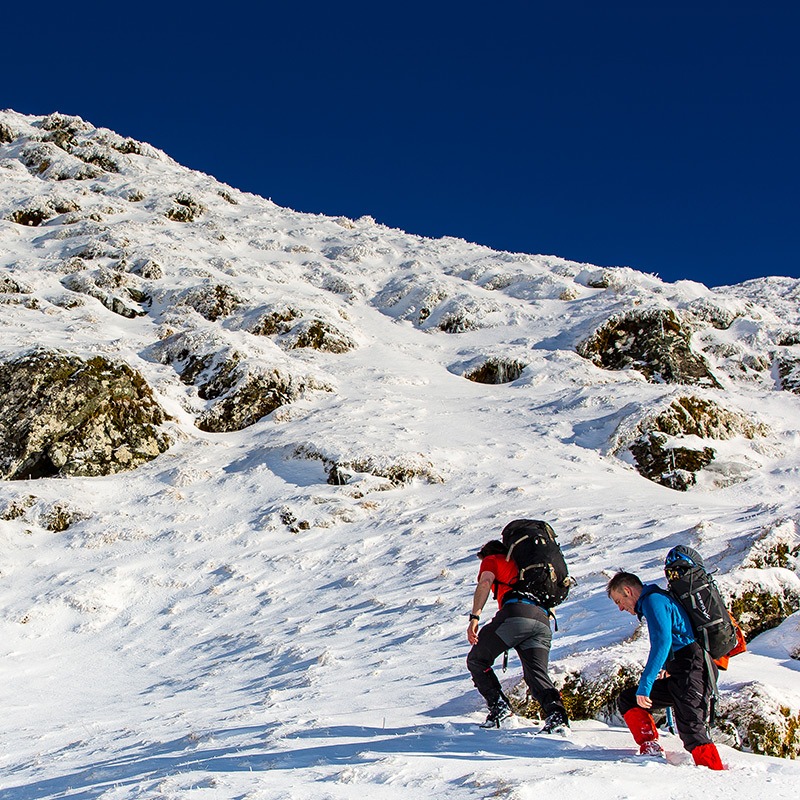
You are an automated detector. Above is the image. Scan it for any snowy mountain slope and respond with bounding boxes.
[1,110,799,799]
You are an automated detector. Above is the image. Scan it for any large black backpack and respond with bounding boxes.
[501,519,572,608]
[665,545,739,660]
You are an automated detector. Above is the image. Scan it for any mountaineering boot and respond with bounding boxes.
[479,698,513,728]
[540,709,570,734]
[638,740,665,758]
[623,707,659,746]
[691,742,724,770]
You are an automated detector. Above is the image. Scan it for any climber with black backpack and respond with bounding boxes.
[466,519,572,733]
[606,553,735,770]
[663,545,746,719]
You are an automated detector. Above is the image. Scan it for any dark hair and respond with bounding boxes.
[606,571,643,597]
[477,539,508,560]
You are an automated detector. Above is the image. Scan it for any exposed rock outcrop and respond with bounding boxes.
[282,319,356,353]
[196,369,314,433]
[0,350,172,479]
[149,331,332,432]
[247,306,356,353]
[165,192,206,222]
[0,276,33,294]
[507,633,648,724]
[248,306,302,336]
[178,350,243,401]
[620,396,768,490]
[578,308,721,386]
[509,662,640,723]
[6,196,80,227]
[629,434,716,490]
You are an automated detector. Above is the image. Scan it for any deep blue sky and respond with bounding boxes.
[2,2,798,287]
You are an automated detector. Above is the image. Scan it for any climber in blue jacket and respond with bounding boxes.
[607,571,724,769]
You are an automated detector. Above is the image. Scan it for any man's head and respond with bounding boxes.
[606,571,643,615]
[477,539,508,560]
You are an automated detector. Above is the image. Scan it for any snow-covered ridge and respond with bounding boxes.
[1,110,799,798]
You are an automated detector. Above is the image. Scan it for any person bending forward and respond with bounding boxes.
[607,571,724,769]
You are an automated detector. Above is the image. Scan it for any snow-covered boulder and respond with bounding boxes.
[721,568,800,640]
[716,682,800,759]
[61,268,150,318]
[0,494,89,532]
[177,283,244,322]
[165,192,206,222]
[294,443,443,494]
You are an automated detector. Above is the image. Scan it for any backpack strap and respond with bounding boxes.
[505,534,529,563]
[703,648,720,725]
[549,608,559,632]
[492,577,513,600]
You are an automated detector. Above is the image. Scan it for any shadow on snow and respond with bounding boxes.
[0,722,633,800]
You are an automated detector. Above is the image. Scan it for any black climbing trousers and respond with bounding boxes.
[618,641,715,752]
[467,602,566,717]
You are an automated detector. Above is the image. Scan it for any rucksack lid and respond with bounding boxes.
[665,545,705,575]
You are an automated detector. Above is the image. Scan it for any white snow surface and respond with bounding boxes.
[0,109,799,798]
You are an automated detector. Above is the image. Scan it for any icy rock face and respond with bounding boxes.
[464,357,528,385]
[577,307,720,386]
[0,350,172,479]
[777,357,800,393]
[624,396,768,490]
[629,434,716,491]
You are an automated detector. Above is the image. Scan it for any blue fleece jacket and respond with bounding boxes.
[635,583,695,697]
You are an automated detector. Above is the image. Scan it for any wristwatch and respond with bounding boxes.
[468,613,480,621]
